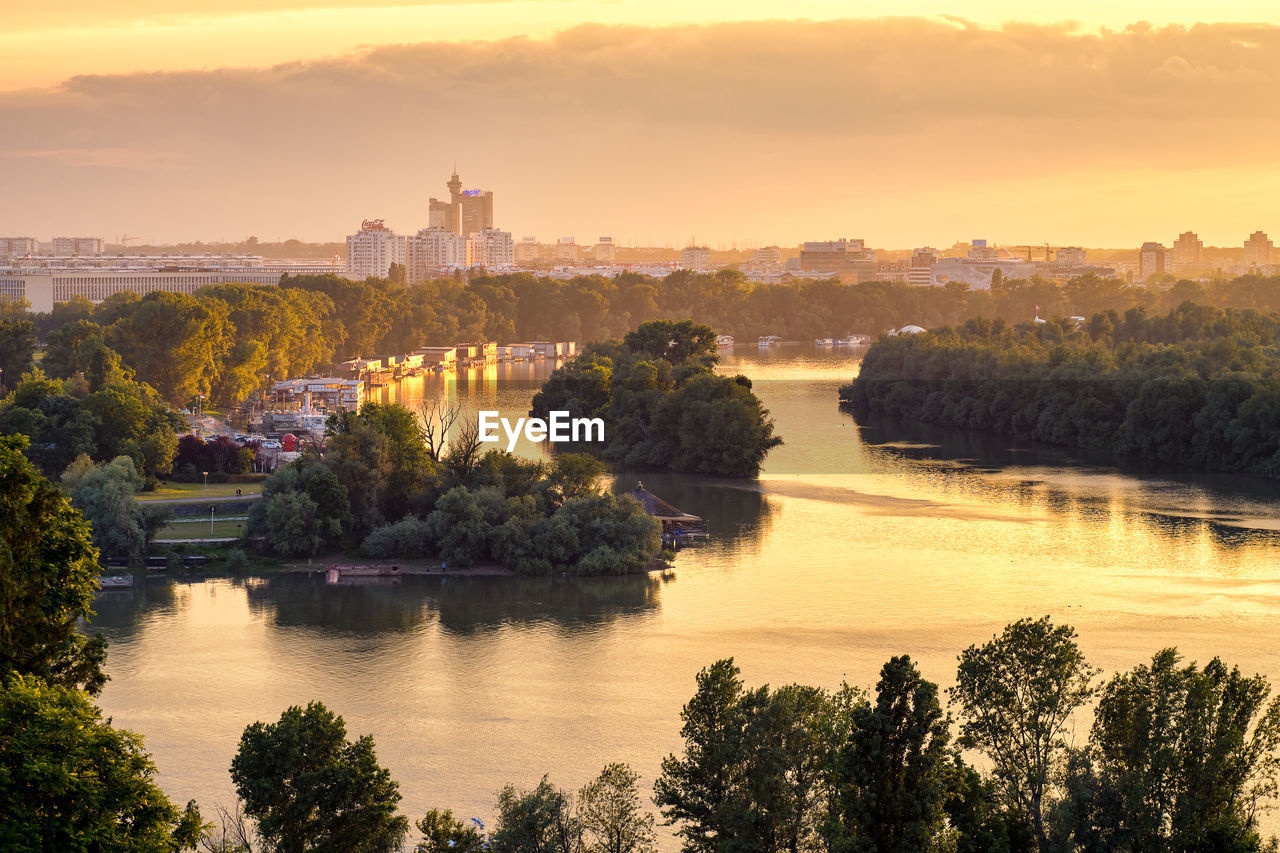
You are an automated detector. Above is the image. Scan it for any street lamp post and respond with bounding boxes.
[203,471,209,494]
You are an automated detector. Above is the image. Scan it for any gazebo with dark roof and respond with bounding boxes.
[629,482,704,531]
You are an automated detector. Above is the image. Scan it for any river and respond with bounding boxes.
[88,345,1280,838]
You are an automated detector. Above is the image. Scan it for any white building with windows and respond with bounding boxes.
[407,227,472,281]
[0,237,37,257]
[346,220,406,279]
[680,245,712,272]
[52,237,104,256]
[471,228,515,269]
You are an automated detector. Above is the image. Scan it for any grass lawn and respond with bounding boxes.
[156,519,247,540]
[138,480,263,501]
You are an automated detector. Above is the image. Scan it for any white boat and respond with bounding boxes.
[715,335,735,348]
[815,338,834,346]
[758,335,781,347]
[97,574,134,590]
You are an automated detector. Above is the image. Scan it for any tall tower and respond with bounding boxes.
[447,171,463,206]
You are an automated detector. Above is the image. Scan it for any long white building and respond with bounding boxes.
[0,254,344,312]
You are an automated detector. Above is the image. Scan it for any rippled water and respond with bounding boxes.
[88,346,1280,837]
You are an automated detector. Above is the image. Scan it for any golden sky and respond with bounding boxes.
[4,2,1280,247]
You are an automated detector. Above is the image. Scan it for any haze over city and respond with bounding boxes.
[5,2,1280,247]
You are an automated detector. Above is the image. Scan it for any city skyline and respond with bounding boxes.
[6,10,1280,246]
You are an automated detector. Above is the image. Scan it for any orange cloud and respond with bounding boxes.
[4,18,1280,246]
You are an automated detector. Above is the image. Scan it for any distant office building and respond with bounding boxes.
[515,237,542,266]
[471,228,514,268]
[346,219,406,279]
[1244,230,1274,267]
[744,245,783,274]
[876,260,910,282]
[428,170,494,236]
[908,247,940,286]
[52,237,103,256]
[1172,231,1203,271]
[798,238,876,280]
[679,245,713,272]
[1139,242,1173,279]
[0,237,37,257]
[929,257,1034,289]
[1056,246,1087,266]
[555,238,580,265]
[406,227,470,281]
[591,237,617,264]
[967,239,998,261]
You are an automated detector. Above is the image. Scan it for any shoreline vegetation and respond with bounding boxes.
[531,320,782,477]
[844,302,1280,480]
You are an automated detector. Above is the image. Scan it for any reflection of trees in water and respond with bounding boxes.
[237,571,664,636]
[608,471,775,552]
[851,411,1280,553]
[85,577,184,637]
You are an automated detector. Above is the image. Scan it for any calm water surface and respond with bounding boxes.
[89,346,1280,834]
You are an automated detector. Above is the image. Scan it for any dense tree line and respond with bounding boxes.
[211,617,1280,853]
[13,271,1280,408]
[0,368,180,481]
[245,401,661,574]
[531,321,782,477]
[844,302,1280,478]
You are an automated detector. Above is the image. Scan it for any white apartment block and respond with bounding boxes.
[346,221,406,279]
[52,237,104,256]
[680,245,712,272]
[471,228,515,268]
[1244,231,1274,267]
[407,227,472,282]
[0,237,37,257]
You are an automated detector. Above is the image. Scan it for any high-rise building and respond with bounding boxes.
[1139,241,1173,279]
[346,219,406,279]
[0,237,37,257]
[471,228,515,268]
[908,247,940,285]
[1172,231,1203,271]
[52,237,103,256]
[428,170,494,236]
[679,245,712,272]
[1244,230,1274,267]
[406,226,470,281]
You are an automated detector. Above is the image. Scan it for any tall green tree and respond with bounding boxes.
[230,701,409,853]
[950,618,1098,852]
[0,675,205,852]
[827,656,954,853]
[1053,648,1280,852]
[490,776,581,853]
[578,764,656,853]
[0,314,36,392]
[63,455,150,565]
[0,434,107,695]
